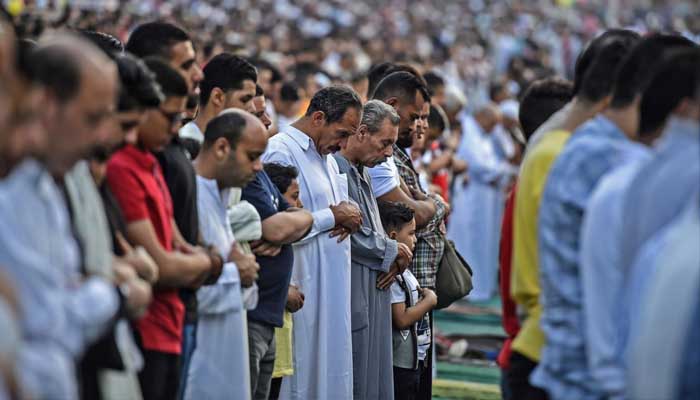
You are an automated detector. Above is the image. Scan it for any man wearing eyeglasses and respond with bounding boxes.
[106,58,220,400]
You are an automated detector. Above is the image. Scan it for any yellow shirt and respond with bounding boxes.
[272,311,294,378]
[511,130,571,362]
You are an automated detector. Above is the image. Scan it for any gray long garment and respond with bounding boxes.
[334,154,398,400]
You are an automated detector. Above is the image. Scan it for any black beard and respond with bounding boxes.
[186,94,200,110]
[396,134,414,148]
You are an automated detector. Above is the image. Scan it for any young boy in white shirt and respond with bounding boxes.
[378,201,438,400]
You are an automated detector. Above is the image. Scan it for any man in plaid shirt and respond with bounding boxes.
[368,70,449,400]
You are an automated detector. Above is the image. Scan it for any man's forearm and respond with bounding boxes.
[261,210,314,245]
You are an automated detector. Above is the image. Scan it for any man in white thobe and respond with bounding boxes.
[448,105,517,301]
[262,86,364,400]
[186,110,268,400]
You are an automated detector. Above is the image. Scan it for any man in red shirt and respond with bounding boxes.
[497,78,572,400]
[106,59,217,400]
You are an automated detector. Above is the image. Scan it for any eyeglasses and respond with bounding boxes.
[157,108,183,127]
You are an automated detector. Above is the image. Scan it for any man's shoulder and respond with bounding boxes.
[332,153,352,173]
[264,133,297,160]
[521,131,570,179]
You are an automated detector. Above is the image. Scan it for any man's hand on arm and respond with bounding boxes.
[227,244,260,287]
[377,243,413,290]
[328,226,352,243]
[125,220,212,289]
[330,201,362,236]
[115,232,159,283]
[418,287,438,308]
[250,240,283,257]
[112,258,152,318]
[429,192,451,216]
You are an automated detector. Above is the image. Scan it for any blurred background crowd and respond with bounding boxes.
[1,1,700,400]
[9,0,700,110]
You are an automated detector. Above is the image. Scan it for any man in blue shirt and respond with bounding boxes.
[626,193,700,400]
[574,36,697,399]
[533,32,646,399]
[0,35,122,400]
[617,48,700,292]
[620,48,700,375]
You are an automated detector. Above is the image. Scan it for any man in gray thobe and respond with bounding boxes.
[334,100,413,400]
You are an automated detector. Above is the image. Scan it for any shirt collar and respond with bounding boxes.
[180,121,203,143]
[121,144,157,170]
[593,115,626,140]
[196,175,231,208]
[393,144,410,163]
[665,116,700,139]
[284,125,314,152]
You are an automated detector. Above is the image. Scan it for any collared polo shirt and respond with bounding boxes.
[106,144,184,354]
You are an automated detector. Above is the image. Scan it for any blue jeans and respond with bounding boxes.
[177,323,197,400]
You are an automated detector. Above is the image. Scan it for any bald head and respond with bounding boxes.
[474,103,501,134]
[219,108,267,135]
[32,33,119,176]
[201,109,268,188]
[35,33,117,104]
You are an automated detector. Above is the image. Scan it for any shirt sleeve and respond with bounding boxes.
[197,262,242,315]
[580,184,627,395]
[367,160,400,198]
[390,280,407,304]
[351,225,398,273]
[105,163,149,223]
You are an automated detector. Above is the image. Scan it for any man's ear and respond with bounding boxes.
[356,124,369,142]
[388,230,397,240]
[311,110,326,126]
[211,87,225,109]
[214,137,230,159]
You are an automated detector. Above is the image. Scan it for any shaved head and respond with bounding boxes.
[219,107,267,135]
[200,108,268,188]
[32,32,119,176]
[475,103,502,134]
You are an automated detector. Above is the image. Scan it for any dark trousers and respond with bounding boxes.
[393,361,425,400]
[506,351,549,400]
[268,377,282,400]
[134,329,181,400]
[138,350,181,400]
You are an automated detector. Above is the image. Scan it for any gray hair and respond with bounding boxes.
[361,100,400,134]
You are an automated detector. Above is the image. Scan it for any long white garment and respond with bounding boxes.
[184,176,251,400]
[263,126,353,400]
[447,115,517,301]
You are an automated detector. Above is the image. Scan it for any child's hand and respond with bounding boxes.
[419,287,438,308]
[286,285,305,313]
